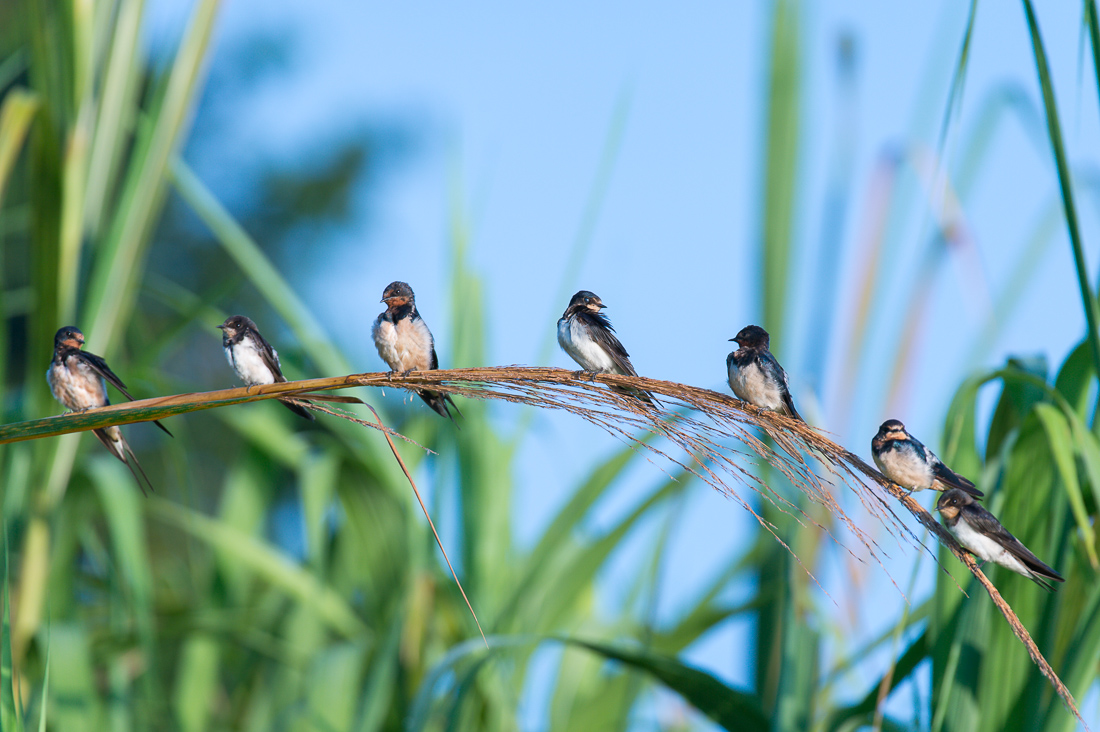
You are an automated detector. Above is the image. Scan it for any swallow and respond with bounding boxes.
[46,326,172,494]
[726,325,801,421]
[556,290,655,408]
[936,489,1064,591]
[372,281,458,422]
[218,315,314,421]
[871,419,983,498]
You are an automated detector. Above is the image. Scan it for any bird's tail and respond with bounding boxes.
[958,483,985,499]
[279,397,316,422]
[418,389,461,426]
[93,427,154,495]
[781,395,804,423]
[611,384,659,410]
[1022,569,1063,593]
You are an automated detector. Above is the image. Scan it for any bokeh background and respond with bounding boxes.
[1,0,1099,730]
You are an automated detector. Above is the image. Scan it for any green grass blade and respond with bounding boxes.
[36,623,48,732]
[566,638,769,732]
[84,0,145,237]
[408,635,767,732]
[0,88,38,208]
[1085,1,1100,141]
[172,634,219,732]
[45,625,103,732]
[1022,0,1100,406]
[527,471,691,633]
[534,87,631,367]
[1039,582,1100,732]
[145,497,368,638]
[1033,403,1097,566]
[84,0,219,349]
[494,436,657,631]
[169,158,353,377]
[306,642,366,732]
[824,631,929,732]
[937,0,979,150]
[353,615,401,732]
[760,0,801,336]
[1,523,19,732]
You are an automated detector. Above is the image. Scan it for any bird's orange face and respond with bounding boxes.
[383,295,411,308]
[60,330,84,350]
[935,491,962,521]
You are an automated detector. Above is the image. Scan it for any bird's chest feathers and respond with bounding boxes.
[48,356,108,410]
[558,317,616,373]
[874,444,933,490]
[728,358,780,408]
[374,316,433,371]
[227,340,276,386]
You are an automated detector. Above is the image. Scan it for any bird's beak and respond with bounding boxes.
[598,304,607,310]
[728,338,737,343]
[380,298,387,304]
[216,324,226,330]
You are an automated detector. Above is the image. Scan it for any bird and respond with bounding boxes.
[372,281,458,422]
[556,290,655,408]
[936,488,1064,591]
[725,325,801,421]
[218,315,314,421]
[46,326,172,494]
[871,419,983,498]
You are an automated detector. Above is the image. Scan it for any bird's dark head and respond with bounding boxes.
[217,315,257,339]
[935,488,974,520]
[729,325,769,349]
[875,419,908,441]
[381,281,416,308]
[54,326,85,350]
[567,290,606,313]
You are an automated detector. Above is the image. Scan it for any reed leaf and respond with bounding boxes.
[0,87,37,208]
[1022,0,1100,397]
[408,635,768,732]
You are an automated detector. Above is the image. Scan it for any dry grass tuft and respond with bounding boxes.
[348,366,1080,719]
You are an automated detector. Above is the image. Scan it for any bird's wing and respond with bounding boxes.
[254,330,287,383]
[763,352,802,421]
[79,352,135,400]
[965,504,1063,583]
[931,457,983,497]
[429,334,440,371]
[79,352,173,438]
[584,311,638,376]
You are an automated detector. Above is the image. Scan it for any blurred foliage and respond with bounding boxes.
[0,0,1097,731]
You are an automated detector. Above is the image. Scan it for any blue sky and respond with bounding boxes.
[152,0,1100,727]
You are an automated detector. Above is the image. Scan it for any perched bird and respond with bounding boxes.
[936,488,1064,591]
[556,290,655,408]
[46,326,172,494]
[725,325,801,421]
[871,419,983,498]
[372,281,458,422]
[218,315,314,421]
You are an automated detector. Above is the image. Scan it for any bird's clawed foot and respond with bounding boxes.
[401,369,415,377]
